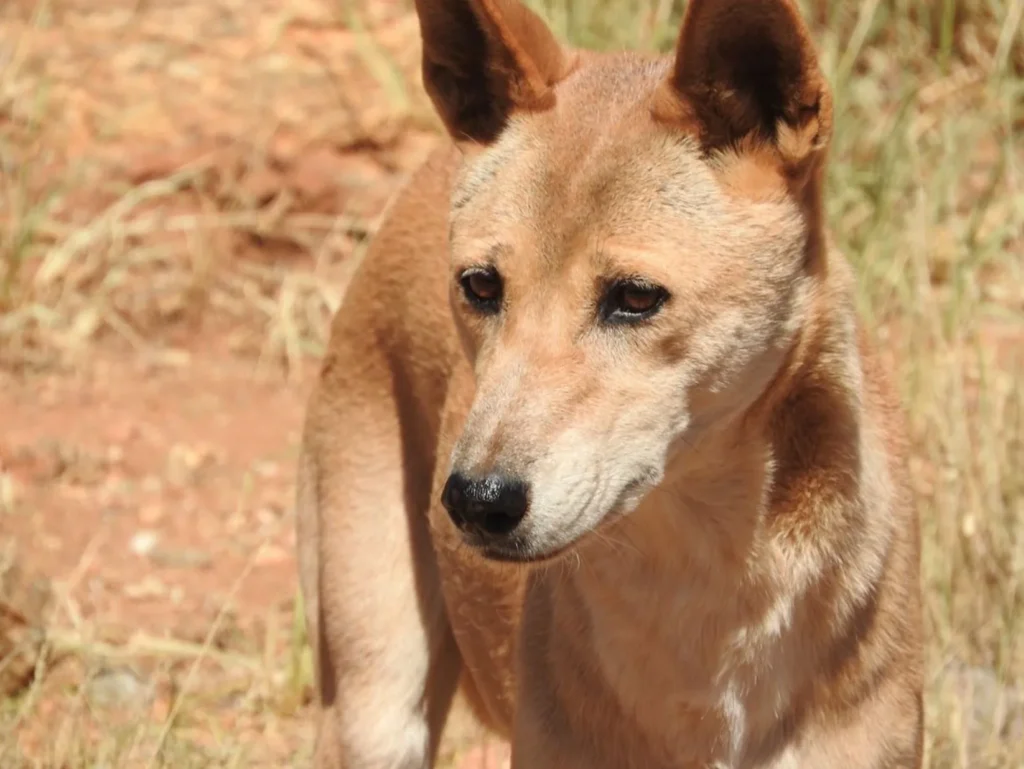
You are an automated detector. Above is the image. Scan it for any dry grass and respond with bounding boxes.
[1,0,1022,766]
[0,0,426,376]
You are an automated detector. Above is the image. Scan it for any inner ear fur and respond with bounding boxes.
[414,0,570,144]
[654,0,833,169]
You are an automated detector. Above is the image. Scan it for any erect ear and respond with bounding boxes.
[654,0,832,168]
[413,0,571,145]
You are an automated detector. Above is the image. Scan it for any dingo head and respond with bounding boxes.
[418,0,833,561]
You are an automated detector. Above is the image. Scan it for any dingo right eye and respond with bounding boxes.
[459,267,503,314]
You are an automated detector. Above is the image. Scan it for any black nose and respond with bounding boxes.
[441,472,529,537]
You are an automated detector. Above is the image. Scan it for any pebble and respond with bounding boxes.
[129,530,160,557]
[86,667,155,710]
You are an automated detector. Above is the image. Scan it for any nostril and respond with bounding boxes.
[480,509,523,536]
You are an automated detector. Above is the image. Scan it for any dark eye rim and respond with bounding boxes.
[600,278,670,324]
[458,266,503,314]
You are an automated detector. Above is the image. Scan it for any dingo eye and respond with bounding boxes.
[460,267,503,313]
[601,279,668,324]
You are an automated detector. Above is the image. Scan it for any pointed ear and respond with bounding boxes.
[655,0,832,168]
[413,0,571,144]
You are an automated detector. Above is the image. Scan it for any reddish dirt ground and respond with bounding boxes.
[0,341,311,635]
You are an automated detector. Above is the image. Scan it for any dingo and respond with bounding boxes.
[295,0,925,766]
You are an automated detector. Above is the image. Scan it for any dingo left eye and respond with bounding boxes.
[601,279,668,324]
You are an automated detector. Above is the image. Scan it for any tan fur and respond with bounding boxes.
[296,1,924,767]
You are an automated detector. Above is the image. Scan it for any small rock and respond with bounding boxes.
[129,530,160,557]
[86,667,155,710]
